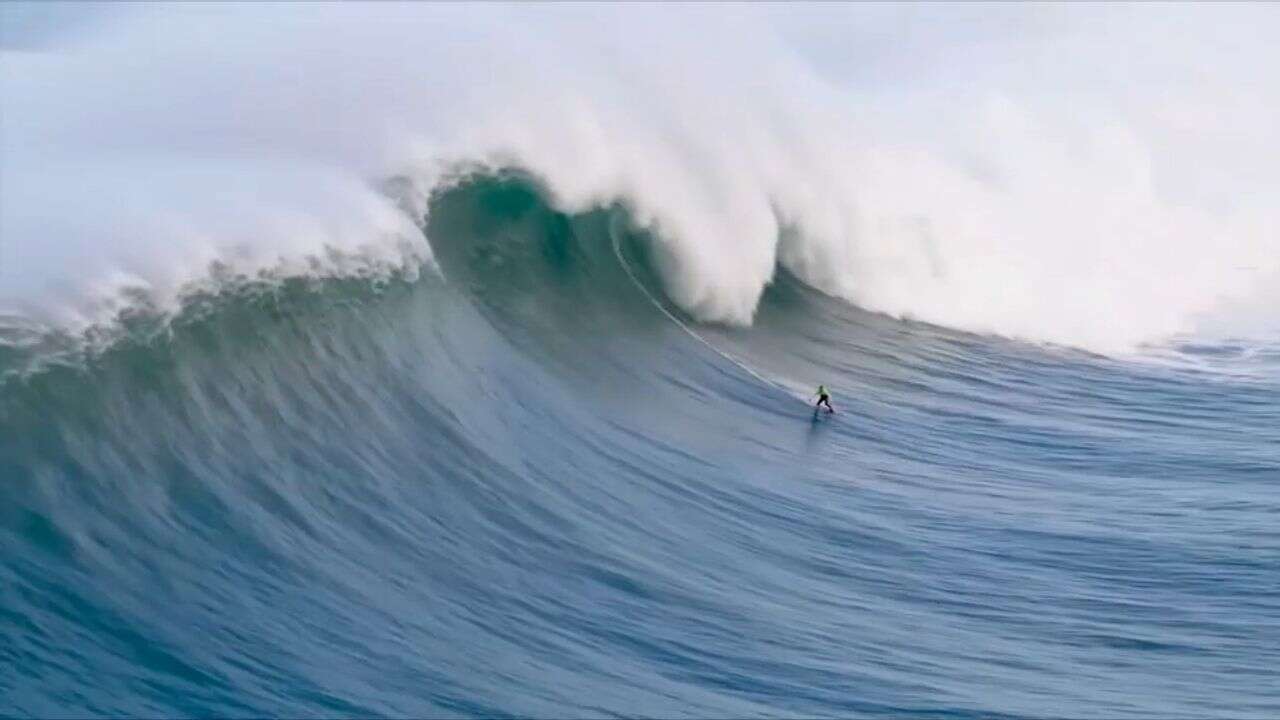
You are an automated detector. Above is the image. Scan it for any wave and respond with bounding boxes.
[4,4,1280,355]
[5,9,1280,714]
[4,170,1278,717]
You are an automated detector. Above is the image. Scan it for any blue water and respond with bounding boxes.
[2,177,1278,718]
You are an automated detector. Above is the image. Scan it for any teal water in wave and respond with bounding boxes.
[2,178,1278,718]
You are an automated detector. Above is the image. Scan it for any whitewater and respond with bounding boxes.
[2,4,1278,718]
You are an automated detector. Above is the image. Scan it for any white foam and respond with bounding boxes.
[2,3,1278,352]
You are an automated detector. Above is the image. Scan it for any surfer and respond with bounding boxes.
[814,385,835,413]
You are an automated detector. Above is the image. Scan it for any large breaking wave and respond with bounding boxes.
[3,3,1279,354]
[4,172,1278,717]
[3,6,1280,718]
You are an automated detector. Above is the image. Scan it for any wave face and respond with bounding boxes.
[3,176,1279,718]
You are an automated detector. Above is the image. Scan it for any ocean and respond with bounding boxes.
[3,4,1279,718]
[2,174,1277,717]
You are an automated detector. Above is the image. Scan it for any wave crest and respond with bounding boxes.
[3,3,1279,353]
